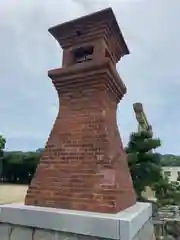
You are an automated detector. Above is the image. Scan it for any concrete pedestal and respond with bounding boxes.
[0,202,154,240]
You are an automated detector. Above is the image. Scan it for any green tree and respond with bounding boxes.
[177,173,180,182]
[125,130,180,206]
[160,154,180,166]
[0,135,6,177]
[2,151,41,184]
[125,130,162,201]
[153,176,180,207]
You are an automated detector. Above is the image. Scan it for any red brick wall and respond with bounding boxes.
[25,64,136,213]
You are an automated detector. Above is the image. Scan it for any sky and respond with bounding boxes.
[0,0,180,154]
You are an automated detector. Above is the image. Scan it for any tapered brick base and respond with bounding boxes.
[25,60,136,213]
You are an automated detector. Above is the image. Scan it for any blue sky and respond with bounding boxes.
[0,0,180,154]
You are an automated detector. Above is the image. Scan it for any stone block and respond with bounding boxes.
[34,229,59,240]
[133,219,154,240]
[0,202,153,240]
[0,223,12,240]
[10,226,32,240]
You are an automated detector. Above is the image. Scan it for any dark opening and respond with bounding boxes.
[76,30,82,36]
[73,46,94,63]
[105,49,110,58]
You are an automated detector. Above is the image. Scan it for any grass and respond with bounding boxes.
[0,183,28,204]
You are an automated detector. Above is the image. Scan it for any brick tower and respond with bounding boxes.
[25,8,136,213]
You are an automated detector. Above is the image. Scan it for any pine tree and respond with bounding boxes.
[125,130,162,200]
[0,135,6,177]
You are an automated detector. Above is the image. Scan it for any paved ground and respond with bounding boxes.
[0,184,28,204]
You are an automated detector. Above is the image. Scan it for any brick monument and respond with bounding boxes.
[0,8,154,240]
[25,8,136,213]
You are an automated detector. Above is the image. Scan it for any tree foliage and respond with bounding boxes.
[1,151,41,184]
[0,134,42,184]
[0,135,6,176]
[125,131,162,200]
[0,135,6,151]
[126,130,180,206]
[152,176,180,206]
[160,154,180,166]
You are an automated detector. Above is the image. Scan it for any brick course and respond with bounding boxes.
[25,8,136,213]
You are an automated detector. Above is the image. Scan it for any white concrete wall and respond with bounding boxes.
[162,166,180,182]
[0,202,154,240]
[133,219,155,240]
[0,220,154,240]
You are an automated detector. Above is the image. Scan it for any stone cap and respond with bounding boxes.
[133,102,153,134]
[48,8,129,62]
[133,102,143,113]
